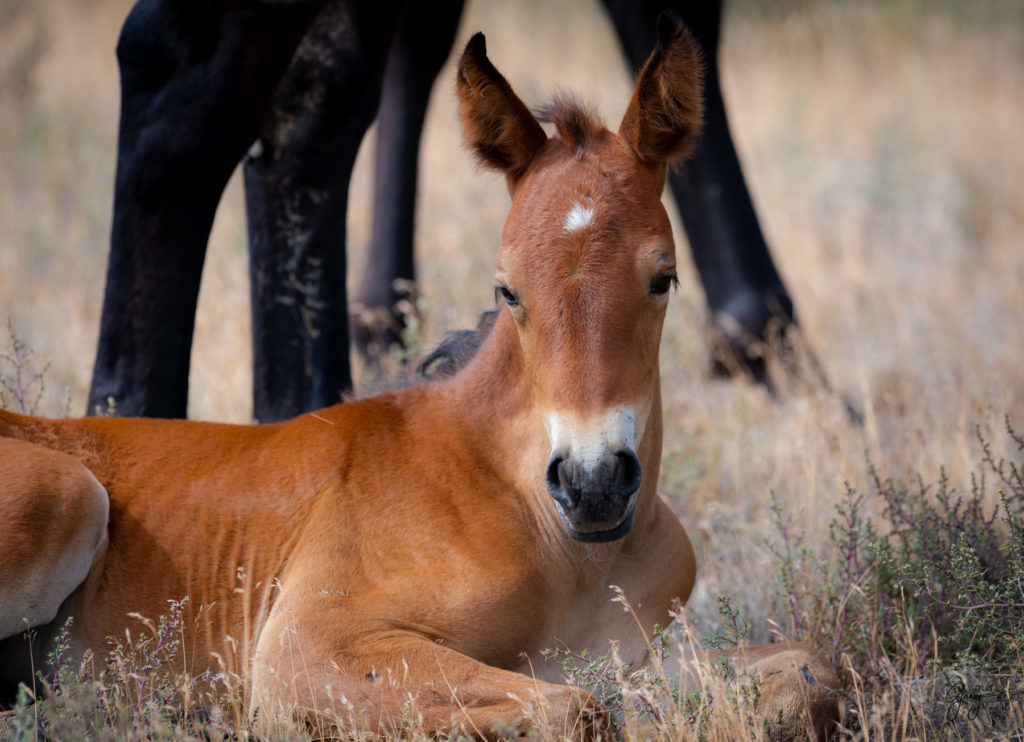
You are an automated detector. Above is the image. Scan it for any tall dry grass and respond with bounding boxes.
[2,0,1023,738]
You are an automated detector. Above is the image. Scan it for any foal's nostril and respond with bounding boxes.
[613,450,642,499]
[546,454,575,507]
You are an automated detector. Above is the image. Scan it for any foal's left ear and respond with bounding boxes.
[619,14,704,166]
[456,33,547,184]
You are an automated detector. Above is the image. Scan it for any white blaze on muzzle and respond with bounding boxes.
[545,406,641,467]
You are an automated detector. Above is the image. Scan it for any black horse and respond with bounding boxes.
[90,0,797,422]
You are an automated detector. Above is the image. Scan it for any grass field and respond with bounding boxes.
[2,0,1023,738]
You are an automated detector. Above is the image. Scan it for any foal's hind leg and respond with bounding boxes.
[729,642,841,740]
[668,639,840,740]
[0,439,108,641]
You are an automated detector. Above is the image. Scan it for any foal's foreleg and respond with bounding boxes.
[251,627,607,740]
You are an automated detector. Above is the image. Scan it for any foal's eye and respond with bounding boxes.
[650,273,678,296]
[495,285,520,308]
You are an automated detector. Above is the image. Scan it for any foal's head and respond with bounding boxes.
[456,16,703,542]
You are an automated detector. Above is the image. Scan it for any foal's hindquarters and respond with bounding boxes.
[0,438,109,698]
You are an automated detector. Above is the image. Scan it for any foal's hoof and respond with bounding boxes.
[544,686,611,741]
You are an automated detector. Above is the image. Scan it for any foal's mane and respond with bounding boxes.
[353,310,497,399]
[415,310,498,379]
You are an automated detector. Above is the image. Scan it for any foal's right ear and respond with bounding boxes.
[456,33,547,184]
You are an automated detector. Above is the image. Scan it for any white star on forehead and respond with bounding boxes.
[563,202,595,233]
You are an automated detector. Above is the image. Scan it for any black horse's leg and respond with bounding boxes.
[603,0,797,386]
[243,0,401,422]
[351,0,465,365]
[89,0,319,418]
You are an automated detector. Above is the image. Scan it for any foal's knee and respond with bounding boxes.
[0,440,109,639]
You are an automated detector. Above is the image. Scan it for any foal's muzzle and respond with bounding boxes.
[545,448,642,542]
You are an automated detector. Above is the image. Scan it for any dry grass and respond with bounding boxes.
[2,0,1023,738]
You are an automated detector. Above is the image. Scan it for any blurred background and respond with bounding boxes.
[1,0,1022,634]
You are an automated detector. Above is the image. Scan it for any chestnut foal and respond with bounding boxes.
[0,18,838,739]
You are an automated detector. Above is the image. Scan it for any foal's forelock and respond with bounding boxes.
[536,95,604,157]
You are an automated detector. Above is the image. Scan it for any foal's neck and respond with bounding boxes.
[441,311,544,469]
